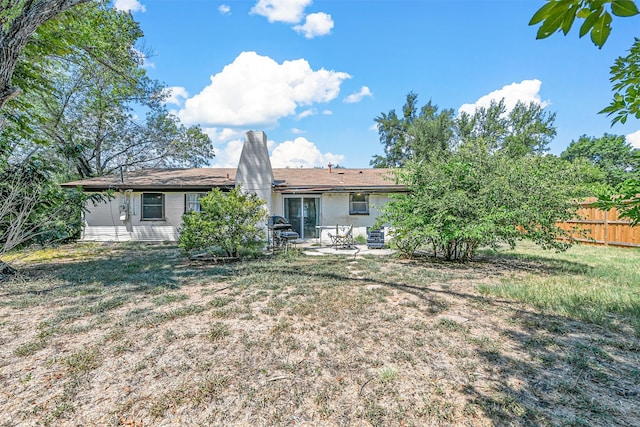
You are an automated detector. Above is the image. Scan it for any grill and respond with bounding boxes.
[267,216,299,250]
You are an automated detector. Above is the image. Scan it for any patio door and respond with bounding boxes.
[284,196,319,239]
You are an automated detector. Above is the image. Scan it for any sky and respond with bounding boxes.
[114,0,640,168]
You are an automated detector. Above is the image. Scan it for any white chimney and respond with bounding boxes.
[235,131,274,214]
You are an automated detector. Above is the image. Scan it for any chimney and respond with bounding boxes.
[328,162,333,173]
[236,131,274,214]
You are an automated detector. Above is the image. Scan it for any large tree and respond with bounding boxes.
[2,3,214,178]
[0,0,91,112]
[379,98,583,260]
[370,92,455,168]
[560,133,639,186]
[0,2,212,274]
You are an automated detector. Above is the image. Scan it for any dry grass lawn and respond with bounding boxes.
[0,242,639,426]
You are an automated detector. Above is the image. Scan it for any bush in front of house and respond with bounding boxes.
[178,187,267,259]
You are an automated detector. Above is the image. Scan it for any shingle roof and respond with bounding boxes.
[61,168,237,191]
[61,167,405,192]
[272,168,404,192]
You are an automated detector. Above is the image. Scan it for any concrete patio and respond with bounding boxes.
[292,241,395,257]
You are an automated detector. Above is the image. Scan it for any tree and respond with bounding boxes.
[0,0,91,112]
[379,98,582,260]
[178,188,267,259]
[560,133,639,186]
[0,158,88,274]
[370,92,454,168]
[1,2,210,275]
[2,3,214,178]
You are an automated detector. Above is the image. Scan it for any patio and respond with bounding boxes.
[293,240,395,257]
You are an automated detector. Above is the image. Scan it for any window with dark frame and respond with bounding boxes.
[142,193,164,220]
[349,193,369,215]
[185,193,207,212]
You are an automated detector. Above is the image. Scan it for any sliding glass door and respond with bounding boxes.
[284,196,319,239]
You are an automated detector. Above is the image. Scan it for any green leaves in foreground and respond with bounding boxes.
[600,38,640,124]
[529,0,639,48]
[529,1,640,124]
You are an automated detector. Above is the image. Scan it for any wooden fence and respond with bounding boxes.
[556,199,640,248]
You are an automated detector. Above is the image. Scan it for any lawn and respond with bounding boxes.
[0,242,639,426]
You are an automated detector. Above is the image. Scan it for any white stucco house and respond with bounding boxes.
[61,131,407,242]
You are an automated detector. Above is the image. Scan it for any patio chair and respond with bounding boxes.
[328,224,354,249]
[366,227,385,249]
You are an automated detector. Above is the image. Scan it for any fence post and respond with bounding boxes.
[603,209,608,246]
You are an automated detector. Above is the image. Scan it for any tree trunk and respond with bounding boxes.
[0,0,90,112]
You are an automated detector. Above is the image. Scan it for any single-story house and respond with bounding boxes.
[61,131,407,242]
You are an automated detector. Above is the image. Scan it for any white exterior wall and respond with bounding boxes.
[81,192,186,242]
[83,190,397,242]
[271,192,395,241]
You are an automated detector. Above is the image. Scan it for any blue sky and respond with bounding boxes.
[115,0,640,168]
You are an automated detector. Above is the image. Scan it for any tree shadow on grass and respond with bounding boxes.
[421,249,594,276]
[248,257,639,426]
[3,246,638,425]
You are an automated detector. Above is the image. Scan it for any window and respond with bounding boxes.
[185,193,207,212]
[349,193,369,215]
[142,193,164,220]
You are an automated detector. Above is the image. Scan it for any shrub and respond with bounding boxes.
[178,187,267,258]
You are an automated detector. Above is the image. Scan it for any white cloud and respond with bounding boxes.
[369,123,379,132]
[322,110,332,115]
[113,0,145,12]
[626,130,640,149]
[458,79,550,116]
[177,51,351,127]
[208,139,245,168]
[343,86,373,104]
[202,127,244,143]
[163,86,189,106]
[270,137,344,168]
[291,128,306,134]
[293,12,334,38]
[219,4,231,14]
[250,0,311,23]
[297,109,316,119]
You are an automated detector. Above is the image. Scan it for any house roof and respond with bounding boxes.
[272,168,404,193]
[61,168,237,191]
[61,167,405,193]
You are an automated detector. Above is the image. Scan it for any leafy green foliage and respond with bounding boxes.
[378,98,582,260]
[601,38,640,124]
[529,0,638,47]
[0,159,88,260]
[178,188,267,259]
[370,92,454,168]
[560,133,639,186]
[529,1,640,126]
[595,178,640,224]
[1,3,214,178]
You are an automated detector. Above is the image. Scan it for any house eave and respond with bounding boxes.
[273,185,407,194]
[60,184,235,192]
